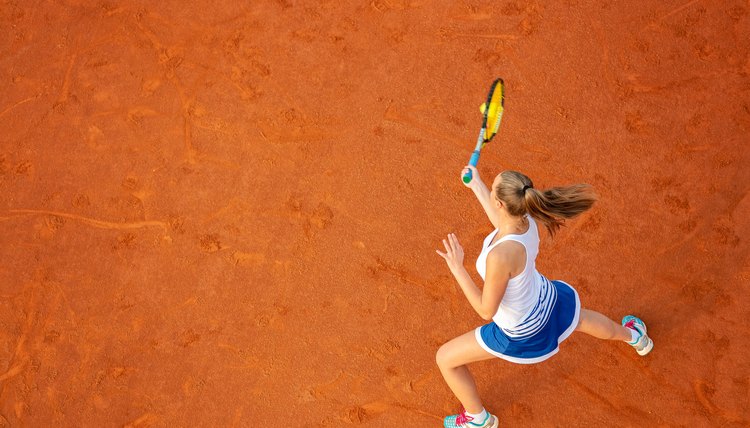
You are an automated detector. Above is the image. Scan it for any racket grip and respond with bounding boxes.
[462,151,481,183]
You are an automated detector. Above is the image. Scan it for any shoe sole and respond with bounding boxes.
[637,337,654,356]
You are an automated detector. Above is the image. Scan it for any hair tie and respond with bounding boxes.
[522,185,532,193]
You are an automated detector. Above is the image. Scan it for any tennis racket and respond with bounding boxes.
[462,78,505,184]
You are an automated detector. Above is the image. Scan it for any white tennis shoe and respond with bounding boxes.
[443,409,498,428]
[622,315,654,356]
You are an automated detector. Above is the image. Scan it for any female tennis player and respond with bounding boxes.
[435,165,653,428]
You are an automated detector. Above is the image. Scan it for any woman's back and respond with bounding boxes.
[476,216,555,337]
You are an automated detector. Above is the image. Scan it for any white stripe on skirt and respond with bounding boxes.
[501,276,557,339]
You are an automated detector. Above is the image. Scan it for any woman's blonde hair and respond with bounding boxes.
[495,170,597,237]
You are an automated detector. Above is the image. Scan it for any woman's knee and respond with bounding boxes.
[436,342,455,370]
[436,343,448,369]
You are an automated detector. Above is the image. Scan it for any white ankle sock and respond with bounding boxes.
[628,328,640,343]
[466,408,489,423]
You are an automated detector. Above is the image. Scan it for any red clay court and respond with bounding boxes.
[1,1,749,426]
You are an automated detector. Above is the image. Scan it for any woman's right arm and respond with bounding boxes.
[462,165,501,226]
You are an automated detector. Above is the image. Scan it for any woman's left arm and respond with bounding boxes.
[436,234,510,320]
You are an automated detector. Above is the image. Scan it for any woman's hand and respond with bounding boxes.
[461,165,483,190]
[436,233,465,274]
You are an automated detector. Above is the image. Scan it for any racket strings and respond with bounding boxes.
[483,82,504,142]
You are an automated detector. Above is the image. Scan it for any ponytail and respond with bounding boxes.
[524,185,596,236]
[495,171,597,237]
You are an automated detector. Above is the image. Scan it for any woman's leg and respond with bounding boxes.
[576,308,632,341]
[436,329,496,414]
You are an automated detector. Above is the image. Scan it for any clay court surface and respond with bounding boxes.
[1,0,749,426]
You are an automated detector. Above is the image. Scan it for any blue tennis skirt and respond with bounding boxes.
[475,280,581,364]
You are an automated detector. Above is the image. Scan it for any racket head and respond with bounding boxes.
[463,78,505,184]
[483,78,505,142]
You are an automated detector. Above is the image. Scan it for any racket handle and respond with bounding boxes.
[462,151,481,183]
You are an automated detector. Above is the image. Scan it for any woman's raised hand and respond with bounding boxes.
[435,233,465,274]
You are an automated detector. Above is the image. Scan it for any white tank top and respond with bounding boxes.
[475,215,557,338]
